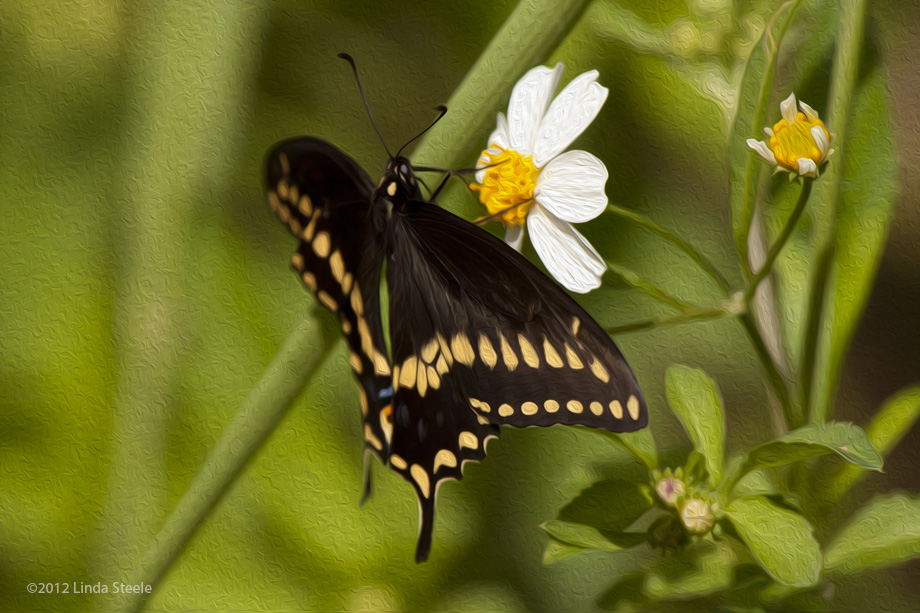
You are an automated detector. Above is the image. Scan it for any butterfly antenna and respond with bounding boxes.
[396,105,448,159]
[338,52,393,159]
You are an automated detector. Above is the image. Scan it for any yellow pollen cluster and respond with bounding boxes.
[769,112,830,171]
[472,146,540,226]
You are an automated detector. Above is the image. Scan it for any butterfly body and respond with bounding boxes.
[266,136,647,562]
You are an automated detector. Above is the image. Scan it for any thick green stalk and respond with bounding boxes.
[119,316,335,613]
[413,0,591,169]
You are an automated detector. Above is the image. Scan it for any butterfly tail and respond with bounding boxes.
[361,448,373,506]
[415,494,436,563]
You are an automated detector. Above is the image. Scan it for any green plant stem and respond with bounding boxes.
[118,314,336,613]
[742,177,813,305]
[739,312,796,429]
[799,242,834,418]
[807,0,869,425]
[607,204,732,294]
[606,305,731,336]
[606,261,697,311]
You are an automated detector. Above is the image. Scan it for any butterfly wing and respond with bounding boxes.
[265,137,395,479]
[385,199,647,561]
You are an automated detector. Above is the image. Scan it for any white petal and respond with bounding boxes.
[527,204,605,293]
[489,112,509,149]
[780,93,798,124]
[507,64,564,154]
[764,126,774,137]
[811,124,829,157]
[796,157,817,177]
[799,100,819,121]
[505,224,524,251]
[746,139,777,165]
[534,150,608,223]
[533,70,608,166]
[477,112,509,183]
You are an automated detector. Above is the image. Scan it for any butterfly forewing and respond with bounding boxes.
[266,138,394,465]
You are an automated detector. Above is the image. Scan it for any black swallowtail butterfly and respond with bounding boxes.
[265,58,647,562]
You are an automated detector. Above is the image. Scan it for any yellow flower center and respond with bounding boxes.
[472,146,540,226]
[769,111,830,170]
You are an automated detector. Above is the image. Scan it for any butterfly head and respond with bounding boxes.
[375,156,422,204]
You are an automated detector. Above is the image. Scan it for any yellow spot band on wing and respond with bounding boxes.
[627,395,641,420]
[478,333,497,369]
[411,464,430,498]
[518,334,540,368]
[543,338,563,368]
[499,333,518,371]
[459,431,478,450]
[451,333,475,366]
[434,449,457,473]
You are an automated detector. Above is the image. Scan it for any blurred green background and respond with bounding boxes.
[1,0,918,610]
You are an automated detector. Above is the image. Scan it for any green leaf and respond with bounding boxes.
[728,0,801,273]
[557,476,653,536]
[542,537,585,564]
[725,496,821,587]
[596,427,659,470]
[825,493,920,575]
[809,64,898,423]
[826,386,920,502]
[542,520,645,553]
[735,422,882,486]
[665,365,725,487]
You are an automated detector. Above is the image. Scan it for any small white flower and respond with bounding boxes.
[680,498,714,534]
[746,92,834,180]
[473,64,609,293]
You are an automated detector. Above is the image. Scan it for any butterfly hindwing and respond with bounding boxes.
[385,199,647,560]
[266,138,394,470]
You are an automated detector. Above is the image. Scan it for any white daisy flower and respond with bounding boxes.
[473,64,609,293]
[746,92,834,180]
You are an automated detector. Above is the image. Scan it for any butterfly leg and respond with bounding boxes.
[429,171,453,201]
